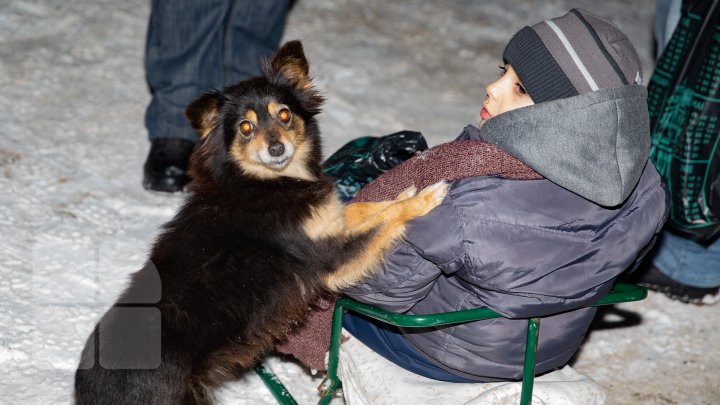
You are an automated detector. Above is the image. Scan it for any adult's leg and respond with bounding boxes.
[145,0,231,143]
[143,0,232,192]
[143,0,290,192]
[653,232,720,288]
[223,0,291,85]
[653,0,682,57]
[634,232,720,304]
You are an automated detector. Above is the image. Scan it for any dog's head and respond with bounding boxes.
[185,41,325,185]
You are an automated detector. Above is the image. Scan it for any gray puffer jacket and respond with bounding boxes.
[345,85,668,381]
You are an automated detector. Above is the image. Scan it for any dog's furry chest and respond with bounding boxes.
[153,183,342,291]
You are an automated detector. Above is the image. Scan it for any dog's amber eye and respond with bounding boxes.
[239,120,254,136]
[277,108,291,123]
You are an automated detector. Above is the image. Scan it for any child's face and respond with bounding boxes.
[480,64,534,126]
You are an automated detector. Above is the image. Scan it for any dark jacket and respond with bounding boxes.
[345,85,668,380]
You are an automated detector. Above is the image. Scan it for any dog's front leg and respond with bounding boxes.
[342,185,420,228]
[324,181,448,290]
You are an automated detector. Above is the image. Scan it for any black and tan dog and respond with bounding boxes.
[74,41,447,404]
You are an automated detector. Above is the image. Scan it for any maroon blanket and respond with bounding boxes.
[274,139,542,370]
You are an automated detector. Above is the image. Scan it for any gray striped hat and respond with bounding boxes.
[503,8,642,103]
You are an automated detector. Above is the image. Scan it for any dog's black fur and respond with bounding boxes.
[74,41,446,404]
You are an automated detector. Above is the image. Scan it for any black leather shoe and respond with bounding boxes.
[143,138,195,193]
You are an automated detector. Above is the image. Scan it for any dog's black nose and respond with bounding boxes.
[268,142,285,157]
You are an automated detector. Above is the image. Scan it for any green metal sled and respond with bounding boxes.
[257,282,647,405]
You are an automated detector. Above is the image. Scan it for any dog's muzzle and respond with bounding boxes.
[258,141,294,169]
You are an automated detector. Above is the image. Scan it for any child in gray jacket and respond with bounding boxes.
[343,8,668,382]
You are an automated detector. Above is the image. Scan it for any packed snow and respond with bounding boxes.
[1,0,718,404]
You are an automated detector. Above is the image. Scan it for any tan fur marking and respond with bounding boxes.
[324,200,411,290]
[276,127,296,145]
[267,101,283,118]
[302,194,345,240]
[199,109,218,139]
[273,114,305,148]
[278,62,312,90]
[228,107,314,181]
[343,201,394,228]
[324,181,448,291]
[323,224,404,290]
[324,218,407,290]
[229,141,253,165]
[279,128,314,180]
[229,128,315,181]
[290,116,306,140]
[293,273,309,301]
[245,109,258,123]
[342,185,418,228]
[238,128,265,158]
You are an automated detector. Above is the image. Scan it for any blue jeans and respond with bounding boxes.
[342,312,481,383]
[652,232,720,288]
[654,0,682,56]
[145,0,290,142]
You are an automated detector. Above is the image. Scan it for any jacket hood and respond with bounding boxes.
[463,85,650,206]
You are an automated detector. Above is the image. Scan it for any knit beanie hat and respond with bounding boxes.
[503,8,642,103]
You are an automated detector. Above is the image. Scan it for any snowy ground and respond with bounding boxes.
[1,0,718,404]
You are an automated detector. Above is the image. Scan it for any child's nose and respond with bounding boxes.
[486,75,505,99]
[485,81,496,100]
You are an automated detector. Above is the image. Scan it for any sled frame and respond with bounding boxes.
[257,282,647,405]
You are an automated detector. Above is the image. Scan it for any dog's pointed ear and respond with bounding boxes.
[270,40,312,89]
[185,92,220,138]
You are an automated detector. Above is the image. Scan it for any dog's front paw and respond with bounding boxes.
[418,180,449,206]
[404,180,448,218]
[395,185,418,201]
